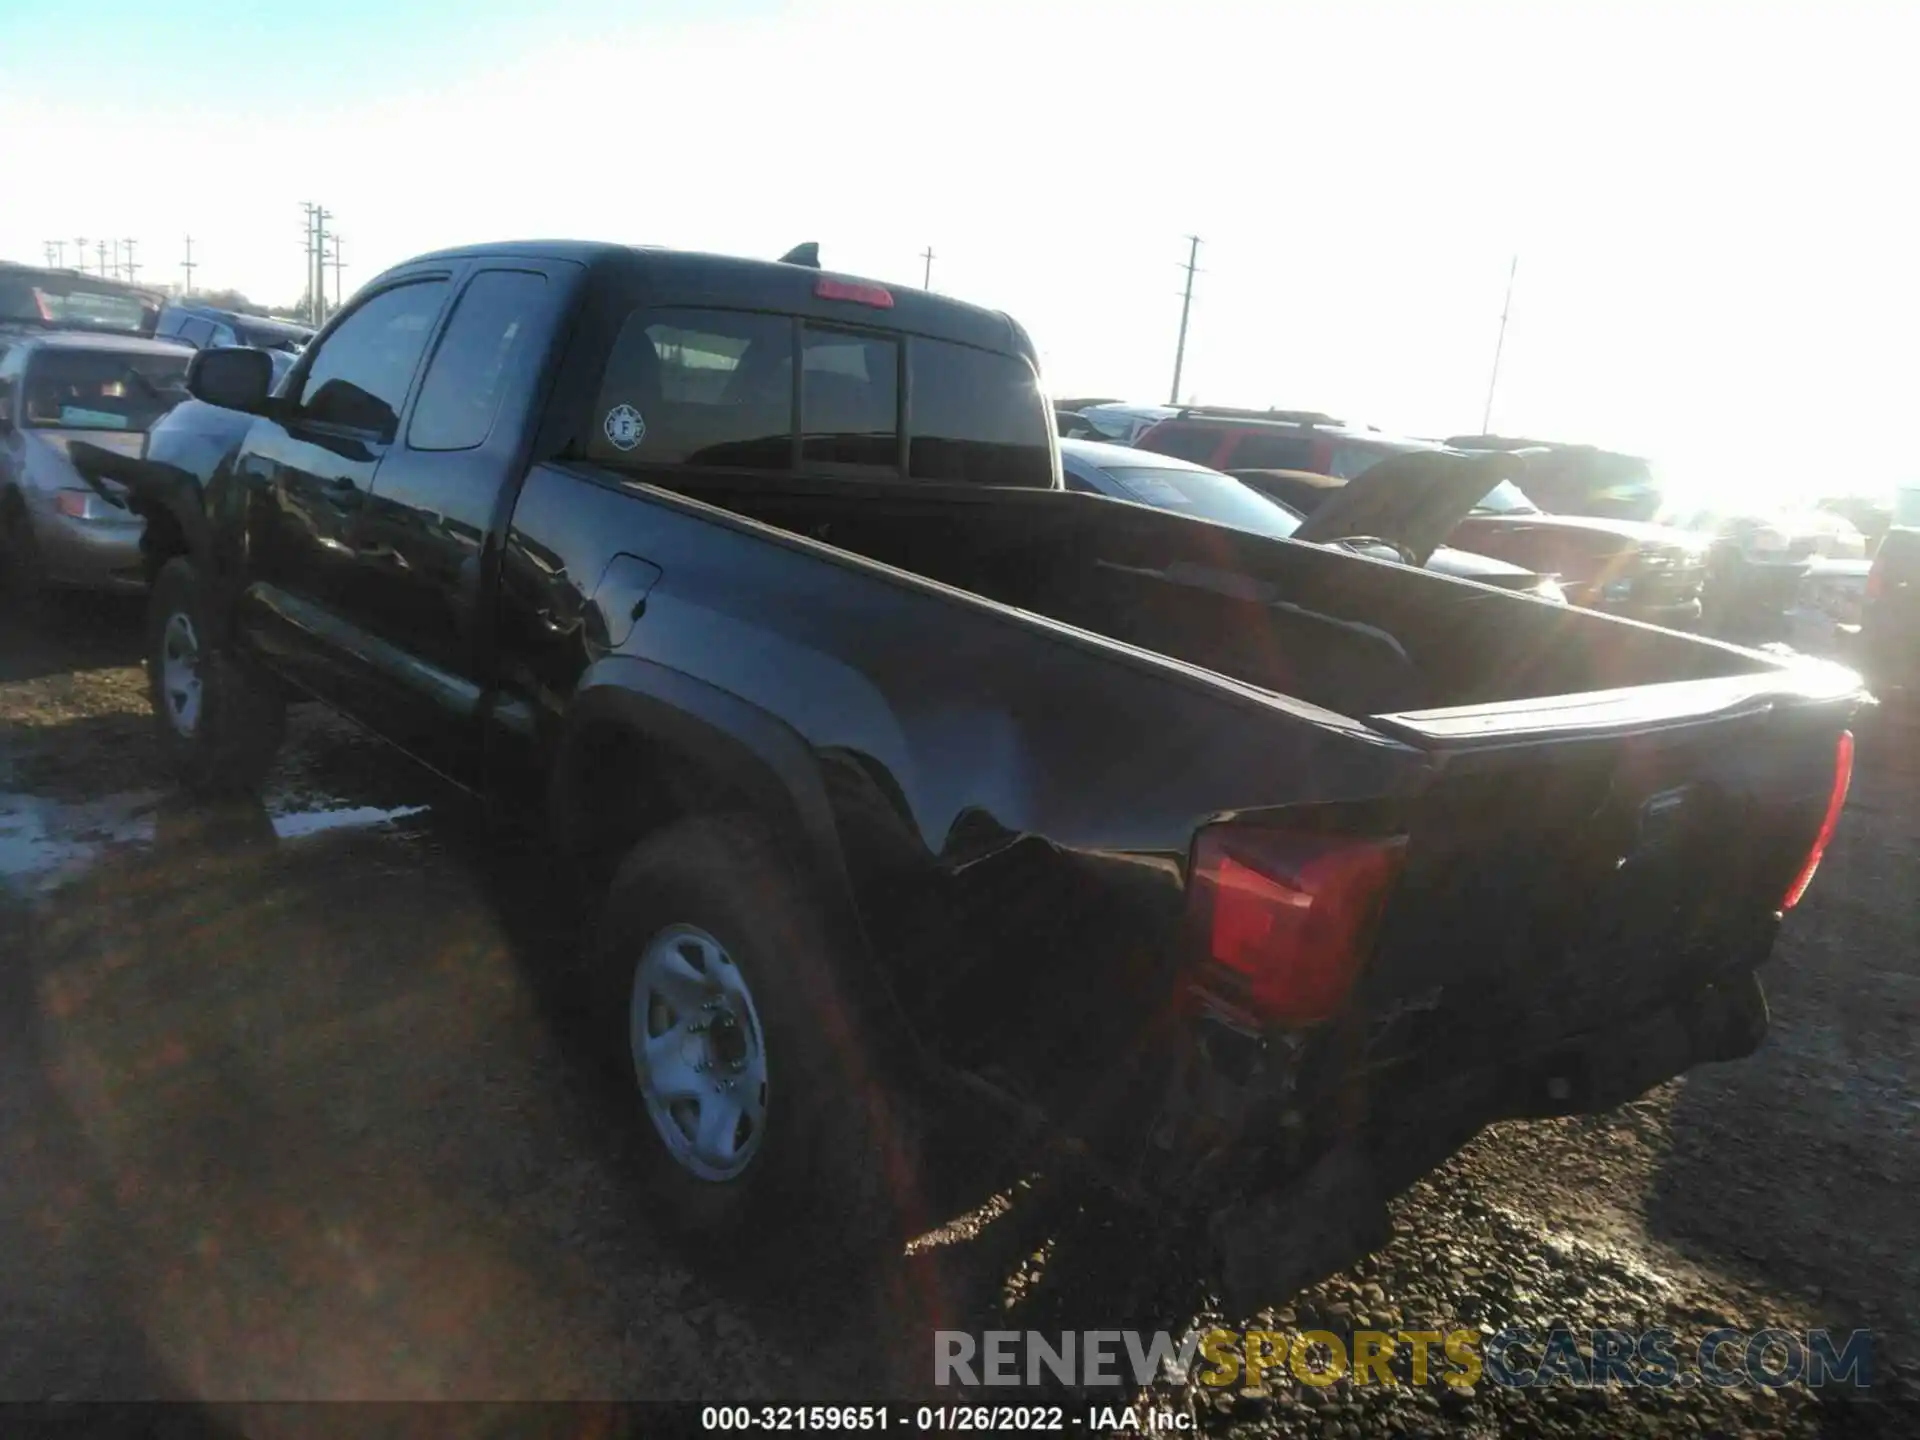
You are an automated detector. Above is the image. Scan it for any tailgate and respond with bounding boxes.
[1351,669,1861,1078]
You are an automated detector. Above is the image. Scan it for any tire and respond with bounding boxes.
[146,556,286,796]
[589,814,924,1271]
[0,491,48,618]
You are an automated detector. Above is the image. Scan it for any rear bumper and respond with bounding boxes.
[1205,970,1769,1314]
[32,509,148,592]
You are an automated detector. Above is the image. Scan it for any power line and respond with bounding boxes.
[1480,254,1519,433]
[1169,235,1202,406]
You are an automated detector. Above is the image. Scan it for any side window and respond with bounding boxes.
[1136,423,1223,465]
[296,280,447,438]
[0,346,14,422]
[407,270,548,452]
[800,326,898,471]
[1232,433,1317,470]
[177,318,216,348]
[210,323,238,348]
[907,339,1052,486]
[588,307,793,469]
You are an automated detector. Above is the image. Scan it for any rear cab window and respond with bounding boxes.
[586,305,1051,486]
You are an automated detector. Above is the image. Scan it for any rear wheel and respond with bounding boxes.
[146,556,286,795]
[589,815,923,1271]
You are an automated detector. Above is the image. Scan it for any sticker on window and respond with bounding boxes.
[61,407,130,429]
[603,404,646,451]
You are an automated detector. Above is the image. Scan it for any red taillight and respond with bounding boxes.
[1782,730,1854,910]
[1188,827,1407,1025]
[814,277,894,308]
[1864,554,1885,604]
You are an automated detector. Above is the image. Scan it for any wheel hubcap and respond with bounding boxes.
[160,611,204,737]
[630,923,769,1181]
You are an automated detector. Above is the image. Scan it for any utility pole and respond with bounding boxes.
[304,205,333,326]
[1168,235,1202,406]
[44,242,57,267]
[1480,254,1518,434]
[182,235,196,296]
[75,238,87,273]
[327,233,346,310]
[96,239,108,278]
[123,238,139,284]
[920,246,935,290]
[301,203,319,324]
[111,239,124,280]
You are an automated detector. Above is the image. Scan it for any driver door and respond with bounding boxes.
[227,274,452,716]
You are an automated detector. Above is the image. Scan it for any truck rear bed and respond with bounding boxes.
[653,472,1858,1074]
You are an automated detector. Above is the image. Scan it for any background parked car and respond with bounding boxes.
[1,262,166,339]
[1817,491,1896,552]
[1444,434,1666,522]
[156,303,312,387]
[0,331,191,600]
[1135,406,1420,477]
[1229,464,1707,627]
[1660,505,1873,644]
[1060,437,1567,600]
[1863,487,1920,696]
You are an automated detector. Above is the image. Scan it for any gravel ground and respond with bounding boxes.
[2,596,1917,1436]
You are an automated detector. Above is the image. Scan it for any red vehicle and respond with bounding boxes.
[1134,409,1710,628]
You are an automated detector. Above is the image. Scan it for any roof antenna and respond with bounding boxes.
[779,242,821,269]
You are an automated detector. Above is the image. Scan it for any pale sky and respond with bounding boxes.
[5,0,1915,504]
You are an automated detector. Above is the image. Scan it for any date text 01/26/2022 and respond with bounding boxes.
[700,1405,1192,1432]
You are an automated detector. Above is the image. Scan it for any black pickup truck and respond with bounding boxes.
[78,241,1863,1309]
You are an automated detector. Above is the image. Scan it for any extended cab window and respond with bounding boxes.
[408,271,547,452]
[907,339,1050,486]
[297,280,448,437]
[590,308,793,469]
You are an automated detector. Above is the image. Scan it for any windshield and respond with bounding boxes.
[1099,466,1303,538]
[0,273,161,336]
[1469,479,1544,515]
[23,349,191,431]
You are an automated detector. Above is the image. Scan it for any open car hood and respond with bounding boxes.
[1292,449,1527,565]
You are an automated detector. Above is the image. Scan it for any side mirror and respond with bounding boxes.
[187,346,275,414]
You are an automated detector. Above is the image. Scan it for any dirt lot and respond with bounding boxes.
[3,597,1917,1436]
